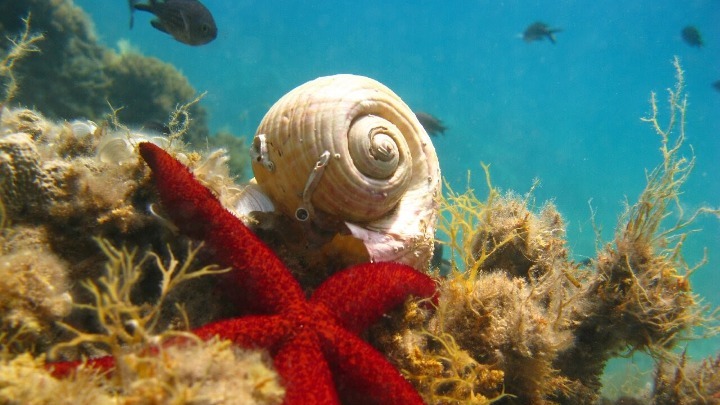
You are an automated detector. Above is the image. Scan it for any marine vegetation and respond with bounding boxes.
[1,238,284,405]
[0,0,248,176]
[49,142,438,404]
[0,7,718,403]
[371,58,719,404]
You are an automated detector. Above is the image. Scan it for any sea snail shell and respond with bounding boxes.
[249,74,441,269]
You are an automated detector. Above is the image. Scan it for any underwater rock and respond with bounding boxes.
[470,193,568,281]
[380,59,717,405]
[0,132,55,219]
[653,352,720,404]
[0,105,242,350]
[0,225,72,350]
[0,0,211,145]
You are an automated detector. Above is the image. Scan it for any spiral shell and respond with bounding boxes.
[250,74,441,268]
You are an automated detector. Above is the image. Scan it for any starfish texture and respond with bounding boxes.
[54,142,437,405]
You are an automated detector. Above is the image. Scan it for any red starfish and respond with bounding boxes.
[52,142,436,405]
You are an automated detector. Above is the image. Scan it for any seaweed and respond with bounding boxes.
[382,58,718,404]
[554,58,719,403]
[0,13,43,110]
[50,239,228,361]
[0,239,284,404]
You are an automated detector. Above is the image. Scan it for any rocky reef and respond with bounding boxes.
[369,59,719,404]
[0,0,249,178]
[0,3,718,404]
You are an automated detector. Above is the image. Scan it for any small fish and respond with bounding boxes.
[522,21,562,44]
[431,243,452,274]
[415,111,448,136]
[142,120,171,135]
[129,0,217,46]
[681,26,703,48]
[713,80,720,93]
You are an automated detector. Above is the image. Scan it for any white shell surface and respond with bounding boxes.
[251,74,441,268]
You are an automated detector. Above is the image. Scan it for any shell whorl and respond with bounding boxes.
[251,74,440,267]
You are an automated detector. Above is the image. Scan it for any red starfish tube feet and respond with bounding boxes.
[131,142,434,404]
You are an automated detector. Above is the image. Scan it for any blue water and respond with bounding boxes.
[77,0,719,361]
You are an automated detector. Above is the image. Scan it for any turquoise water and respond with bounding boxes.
[77,1,719,360]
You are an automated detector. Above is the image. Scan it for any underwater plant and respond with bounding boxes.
[0,9,717,401]
[376,58,718,405]
[553,57,719,402]
[45,239,286,404]
[0,14,43,111]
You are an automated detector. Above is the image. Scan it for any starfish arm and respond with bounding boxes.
[139,142,303,313]
[192,314,291,349]
[274,330,340,405]
[310,262,436,333]
[319,322,425,405]
[47,356,116,378]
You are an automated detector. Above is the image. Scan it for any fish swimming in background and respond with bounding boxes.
[431,243,452,274]
[681,26,703,48]
[713,80,720,93]
[522,21,562,44]
[129,0,217,46]
[142,120,172,135]
[415,111,448,136]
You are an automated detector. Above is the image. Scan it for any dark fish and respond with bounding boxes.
[431,243,452,274]
[713,80,720,93]
[142,120,171,135]
[129,0,217,46]
[522,21,562,44]
[415,111,448,136]
[681,26,703,48]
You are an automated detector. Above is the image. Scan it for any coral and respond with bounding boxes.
[0,107,155,258]
[102,50,209,143]
[0,106,245,368]
[0,131,55,218]
[0,0,111,121]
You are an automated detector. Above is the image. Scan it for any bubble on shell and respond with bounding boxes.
[69,120,97,138]
[233,183,276,216]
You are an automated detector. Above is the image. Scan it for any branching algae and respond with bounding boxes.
[377,58,718,405]
[1,239,284,404]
